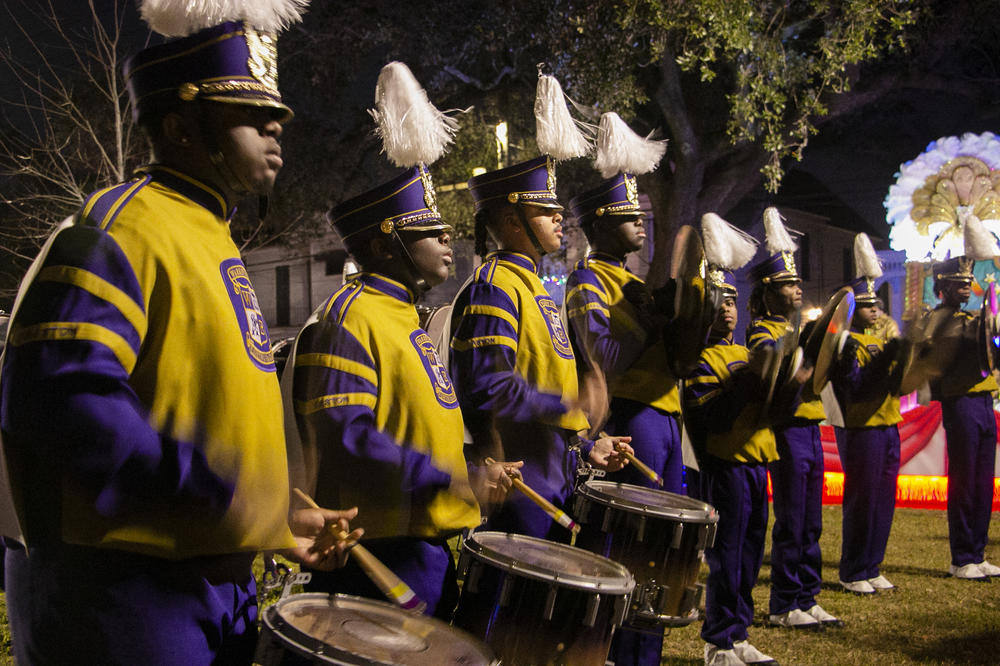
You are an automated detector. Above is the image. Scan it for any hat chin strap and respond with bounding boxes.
[195,101,265,216]
[388,227,429,295]
[514,205,549,258]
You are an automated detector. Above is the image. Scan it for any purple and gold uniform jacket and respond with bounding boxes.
[288,273,480,540]
[747,315,825,422]
[565,253,679,413]
[683,336,777,463]
[450,251,589,471]
[831,330,902,428]
[0,166,296,558]
[929,307,999,400]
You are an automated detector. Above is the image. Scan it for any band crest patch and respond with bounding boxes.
[536,295,574,360]
[220,258,275,371]
[411,330,458,408]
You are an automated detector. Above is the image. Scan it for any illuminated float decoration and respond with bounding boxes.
[803,132,1000,508]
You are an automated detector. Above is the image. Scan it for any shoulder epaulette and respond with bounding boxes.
[79,174,153,231]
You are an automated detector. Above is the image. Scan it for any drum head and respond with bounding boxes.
[464,532,634,595]
[577,481,719,524]
[264,593,497,665]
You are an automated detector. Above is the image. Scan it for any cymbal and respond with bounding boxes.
[663,225,717,377]
[898,306,961,395]
[803,287,852,369]
[978,281,1000,377]
[812,289,855,395]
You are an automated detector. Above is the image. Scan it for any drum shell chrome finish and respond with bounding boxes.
[256,593,498,665]
[572,481,718,628]
[454,531,634,666]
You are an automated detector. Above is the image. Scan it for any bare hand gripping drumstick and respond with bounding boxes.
[293,488,427,613]
[485,457,581,538]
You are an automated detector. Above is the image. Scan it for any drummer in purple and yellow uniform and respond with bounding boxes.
[685,267,778,666]
[0,4,361,664]
[564,123,674,666]
[830,240,904,595]
[287,63,517,620]
[929,239,1000,581]
[450,154,632,541]
[746,208,840,629]
[565,114,679,494]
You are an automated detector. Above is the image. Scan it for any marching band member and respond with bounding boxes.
[285,63,513,619]
[746,208,840,629]
[685,219,777,666]
[564,111,673,666]
[0,2,361,663]
[830,234,904,595]
[450,74,631,541]
[929,215,1000,580]
[565,113,679,496]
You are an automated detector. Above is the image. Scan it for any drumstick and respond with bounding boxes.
[293,488,427,614]
[485,458,580,536]
[610,439,663,487]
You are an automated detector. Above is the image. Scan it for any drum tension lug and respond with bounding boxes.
[543,585,557,621]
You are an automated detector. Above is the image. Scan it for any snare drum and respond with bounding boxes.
[256,593,498,665]
[454,531,634,666]
[572,480,718,628]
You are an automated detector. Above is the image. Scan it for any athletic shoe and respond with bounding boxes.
[768,608,821,629]
[732,640,778,665]
[867,574,895,590]
[949,563,988,580]
[975,560,1000,577]
[840,579,876,594]
[704,643,746,665]
[805,604,845,627]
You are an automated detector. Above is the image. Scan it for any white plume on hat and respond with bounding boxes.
[763,207,798,254]
[702,212,759,270]
[963,211,1000,260]
[140,0,309,37]
[853,233,883,280]
[593,112,667,179]
[368,62,458,168]
[535,73,594,161]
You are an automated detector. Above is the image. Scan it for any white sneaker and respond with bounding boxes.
[975,560,1000,577]
[840,578,876,594]
[704,643,747,665]
[732,640,778,665]
[950,563,988,579]
[768,608,820,629]
[867,574,895,590]
[805,604,844,627]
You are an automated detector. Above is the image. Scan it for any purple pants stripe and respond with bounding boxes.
[768,422,824,614]
[941,392,997,567]
[835,425,900,582]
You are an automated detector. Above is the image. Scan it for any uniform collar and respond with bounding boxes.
[708,333,735,346]
[491,250,538,274]
[360,273,416,304]
[588,252,626,268]
[139,165,234,220]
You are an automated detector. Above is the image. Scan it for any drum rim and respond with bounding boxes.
[464,531,636,594]
[578,480,719,523]
[263,592,498,665]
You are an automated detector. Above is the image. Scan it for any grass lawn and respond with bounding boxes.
[0,505,996,665]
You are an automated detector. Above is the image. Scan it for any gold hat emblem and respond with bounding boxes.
[624,174,638,207]
[245,24,279,92]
